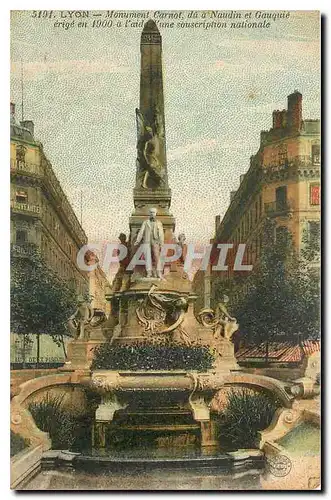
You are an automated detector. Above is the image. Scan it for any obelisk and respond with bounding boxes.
[130,20,175,243]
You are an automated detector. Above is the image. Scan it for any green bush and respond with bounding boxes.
[91,342,215,372]
[10,431,29,457]
[217,388,280,450]
[29,393,76,450]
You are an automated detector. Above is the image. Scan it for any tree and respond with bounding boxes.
[214,218,320,347]
[11,246,78,364]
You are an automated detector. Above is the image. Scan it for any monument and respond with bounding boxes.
[66,19,240,452]
[134,207,164,279]
[130,19,175,244]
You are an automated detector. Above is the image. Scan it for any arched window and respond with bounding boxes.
[16,229,27,244]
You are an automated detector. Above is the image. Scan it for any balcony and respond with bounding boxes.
[10,159,42,176]
[264,155,321,172]
[11,201,41,216]
[264,200,293,217]
[11,242,37,258]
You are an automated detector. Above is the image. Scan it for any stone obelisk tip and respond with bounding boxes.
[142,19,160,34]
[131,17,175,242]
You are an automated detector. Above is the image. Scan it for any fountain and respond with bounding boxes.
[64,19,240,456]
[10,20,320,490]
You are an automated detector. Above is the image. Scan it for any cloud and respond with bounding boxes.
[11,59,131,81]
[168,137,253,161]
[168,138,219,160]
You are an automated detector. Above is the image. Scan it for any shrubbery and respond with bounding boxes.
[91,342,215,372]
[29,393,92,451]
[217,388,280,449]
[29,394,75,449]
[10,431,30,457]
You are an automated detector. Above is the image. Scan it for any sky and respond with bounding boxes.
[10,10,320,244]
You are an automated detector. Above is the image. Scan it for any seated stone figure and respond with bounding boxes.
[67,296,105,341]
[197,295,238,342]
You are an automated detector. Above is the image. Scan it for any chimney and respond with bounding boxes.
[272,110,282,129]
[10,102,15,116]
[215,215,220,233]
[20,120,34,137]
[260,131,268,145]
[287,91,302,131]
[280,109,287,128]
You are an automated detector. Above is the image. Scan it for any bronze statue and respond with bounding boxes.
[112,233,131,292]
[136,108,164,189]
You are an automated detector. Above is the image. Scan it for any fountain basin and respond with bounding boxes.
[41,449,265,474]
[91,369,226,393]
[89,369,228,452]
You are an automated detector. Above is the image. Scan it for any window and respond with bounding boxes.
[15,190,27,203]
[308,221,320,245]
[278,143,288,165]
[310,184,320,206]
[312,145,320,165]
[16,145,26,163]
[16,229,27,244]
[276,186,287,210]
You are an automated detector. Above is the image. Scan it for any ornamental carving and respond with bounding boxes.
[197,297,239,342]
[136,284,191,344]
[91,373,120,392]
[67,297,106,341]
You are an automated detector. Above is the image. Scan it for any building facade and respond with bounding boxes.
[10,102,89,295]
[206,91,320,306]
[10,102,110,364]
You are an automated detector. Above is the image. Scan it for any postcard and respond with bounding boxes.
[10,10,321,491]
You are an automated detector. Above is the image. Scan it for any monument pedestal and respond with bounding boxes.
[200,420,219,450]
[64,339,105,370]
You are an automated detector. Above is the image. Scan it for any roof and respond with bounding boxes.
[10,123,34,143]
[236,340,320,364]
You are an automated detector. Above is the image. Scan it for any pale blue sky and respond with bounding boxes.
[10,10,320,243]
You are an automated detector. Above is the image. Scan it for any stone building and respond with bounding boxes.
[10,102,111,363]
[202,91,320,306]
[10,102,89,295]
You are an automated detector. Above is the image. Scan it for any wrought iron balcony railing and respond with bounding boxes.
[263,155,321,172]
[264,200,293,216]
[10,242,37,257]
[10,159,43,176]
